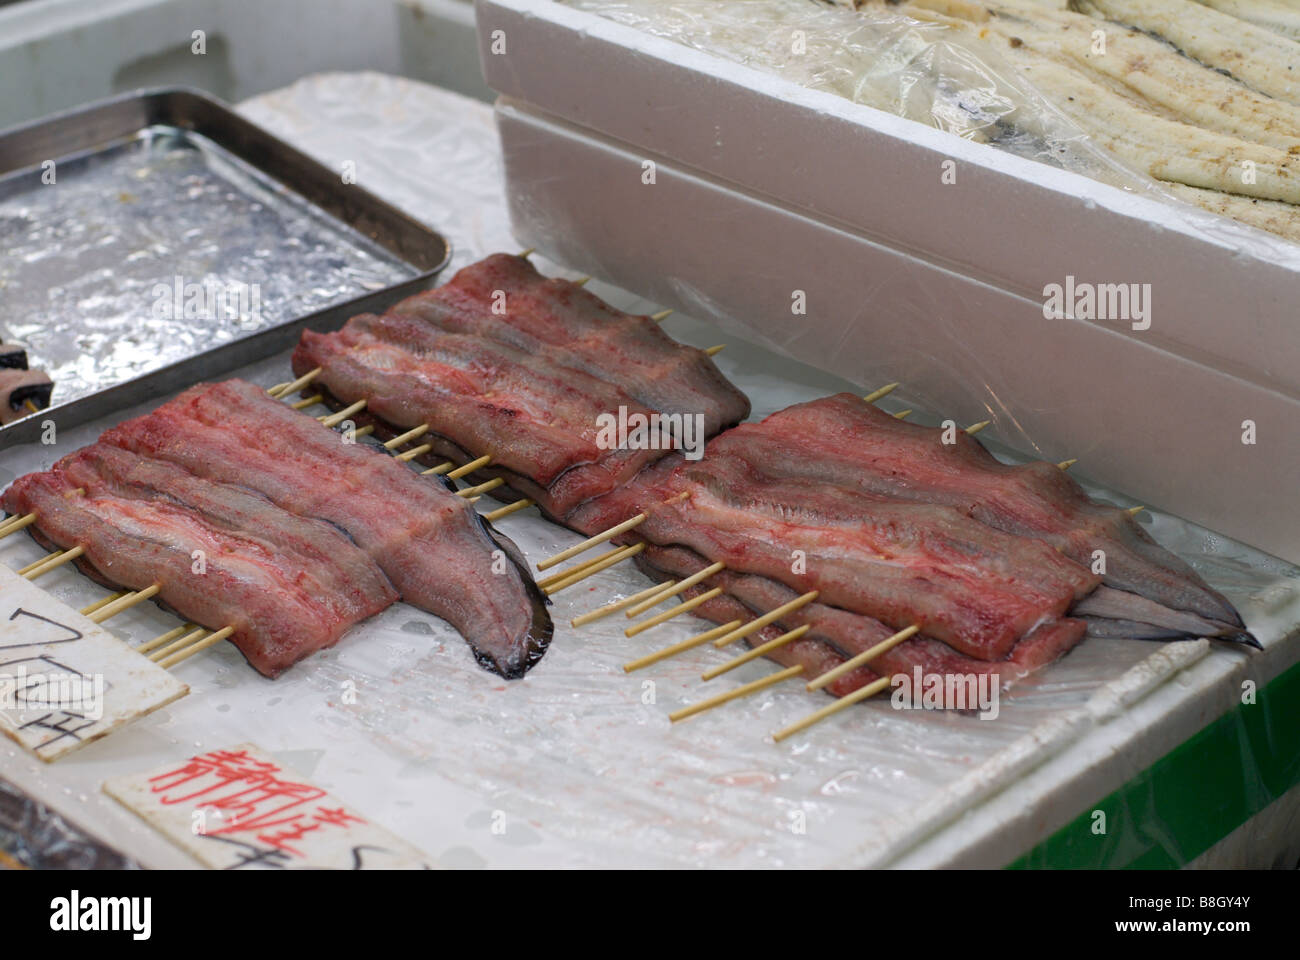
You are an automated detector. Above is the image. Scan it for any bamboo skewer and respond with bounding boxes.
[143,625,205,659]
[383,424,430,449]
[571,580,680,628]
[444,455,493,480]
[710,592,820,648]
[21,546,85,580]
[964,420,992,436]
[623,620,742,673]
[701,625,811,681]
[704,345,725,356]
[772,675,894,743]
[319,399,366,428]
[87,584,161,623]
[457,477,505,498]
[671,666,805,723]
[158,627,236,668]
[805,625,920,692]
[863,382,900,404]
[16,550,64,576]
[395,443,433,463]
[147,624,218,660]
[650,309,673,322]
[269,367,321,398]
[268,378,522,520]
[484,499,534,521]
[541,543,645,595]
[624,561,726,618]
[0,514,37,539]
[624,587,723,638]
[538,513,648,571]
[80,591,128,616]
[137,624,198,655]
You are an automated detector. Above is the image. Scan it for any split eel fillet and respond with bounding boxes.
[3,449,397,678]
[98,379,553,679]
[707,394,1247,637]
[391,253,750,437]
[1071,0,1300,107]
[570,454,1095,662]
[637,544,1085,703]
[293,253,750,519]
[294,314,665,517]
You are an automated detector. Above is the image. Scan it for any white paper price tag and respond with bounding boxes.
[104,743,434,869]
[0,565,188,761]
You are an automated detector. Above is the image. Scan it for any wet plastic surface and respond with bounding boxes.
[0,73,1296,868]
[0,123,415,410]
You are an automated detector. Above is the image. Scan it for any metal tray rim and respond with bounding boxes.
[0,86,452,448]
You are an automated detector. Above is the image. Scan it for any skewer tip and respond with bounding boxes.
[862,382,900,404]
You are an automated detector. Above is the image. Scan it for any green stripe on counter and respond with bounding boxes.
[1008,656,1300,869]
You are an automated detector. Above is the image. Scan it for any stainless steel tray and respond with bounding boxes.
[0,87,450,448]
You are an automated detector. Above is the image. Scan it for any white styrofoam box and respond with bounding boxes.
[494,99,1300,564]
[475,0,1300,396]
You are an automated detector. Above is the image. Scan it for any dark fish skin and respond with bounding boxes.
[1083,618,1193,641]
[0,368,52,424]
[475,514,553,679]
[0,343,28,370]
[1074,586,1260,648]
[301,388,553,675]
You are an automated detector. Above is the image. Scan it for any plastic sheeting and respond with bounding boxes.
[0,73,1297,868]
[565,0,1300,255]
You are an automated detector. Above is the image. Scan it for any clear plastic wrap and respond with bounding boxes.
[1,74,1296,868]
[564,0,1300,257]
